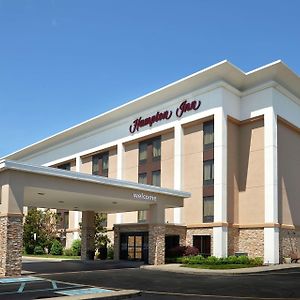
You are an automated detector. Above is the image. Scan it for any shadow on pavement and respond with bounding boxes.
[22,259,144,275]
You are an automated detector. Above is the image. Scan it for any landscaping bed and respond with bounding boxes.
[178,255,263,269]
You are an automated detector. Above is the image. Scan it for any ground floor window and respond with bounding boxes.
[193,235,211,256]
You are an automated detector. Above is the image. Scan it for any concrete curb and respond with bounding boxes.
[141,263,300,275]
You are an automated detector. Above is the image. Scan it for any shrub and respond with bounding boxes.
[250,257,263,266]
[50,240,63,255]
[206,256,221,265]
[71,239,81,256]
[184,246,199,257]
[182,255,264,266]
[182,255,205,264]
[168,246,186,258]
[226,256,240,264]
[107,245,114,259]
[34,245,44,255]
[63,248,74,256]
[25,243,35,255]
[237,255,251,265]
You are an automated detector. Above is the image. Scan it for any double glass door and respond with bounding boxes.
[120,232,148,262]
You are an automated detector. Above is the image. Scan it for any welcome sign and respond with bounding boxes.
[129,99,201,133]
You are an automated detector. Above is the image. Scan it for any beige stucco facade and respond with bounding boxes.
[1,61,300,274]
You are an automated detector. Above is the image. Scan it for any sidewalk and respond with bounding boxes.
[141,263,300,275]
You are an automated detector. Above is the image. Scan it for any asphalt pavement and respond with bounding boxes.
[1,260,300,300]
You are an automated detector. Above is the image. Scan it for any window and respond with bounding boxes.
[203,121,214,149]
[139,142,148,164]
[152,170,161,187]
[152,138,161,161]
[57,210,69,229]
[138,136,161,186]
[193,235,211,256]
[64,212,69,229]
[92,152,109,177]
[138,173,147,184]
[138,210,147,223]
[203,196,214,223]
[203,160,214,185]
[57,163,71,171]
[139,137,161,164]
[137,137,161,223]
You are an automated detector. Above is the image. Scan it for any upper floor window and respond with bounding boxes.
[203,160,214,185]
[203,121,214,149]
[57,163,71,171]
[57,210,69,229]
[203,196,214,223]
[139,137,161,164]
[92,152,109,177]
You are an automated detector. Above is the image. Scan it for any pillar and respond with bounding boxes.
[81,211,95,260]
[264,107,279,264]
[213,108,228,257]
[116,142,124,224]
[113,225,120,261]
[0,177,24,276]
[74,156,82,240]
[148,202,166,265]
[173,124,183,224]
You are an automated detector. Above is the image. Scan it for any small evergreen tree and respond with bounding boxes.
[50,240,63,255]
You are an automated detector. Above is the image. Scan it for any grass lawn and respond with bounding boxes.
[182,264,259,269]
[23,254,80,260]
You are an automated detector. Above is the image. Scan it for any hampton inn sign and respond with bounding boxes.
[129,99,201,133]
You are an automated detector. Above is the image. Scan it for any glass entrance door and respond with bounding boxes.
[120,232,148,262]
[128,235,142,260]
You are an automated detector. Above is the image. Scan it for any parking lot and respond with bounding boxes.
[0,260,299,299]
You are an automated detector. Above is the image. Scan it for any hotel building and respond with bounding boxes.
[1,60,300,275]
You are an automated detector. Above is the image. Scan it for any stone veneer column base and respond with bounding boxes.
[0,216,23,276]
[239,228,264,258]
[81,212,95,260]
[148,225,165,265]
[280,228,300,261]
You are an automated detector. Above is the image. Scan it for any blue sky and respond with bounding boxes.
[0,0,299,157]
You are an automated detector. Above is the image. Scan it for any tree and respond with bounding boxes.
[94,213,110,250]
[23,208,59,254]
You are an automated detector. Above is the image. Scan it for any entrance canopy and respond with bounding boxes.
[0,160,190,214]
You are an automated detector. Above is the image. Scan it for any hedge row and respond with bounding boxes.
[179,255,263,266]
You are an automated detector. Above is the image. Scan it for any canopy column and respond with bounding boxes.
[0,173,24,276]
[148,202,166,265]
[81,211,95,260]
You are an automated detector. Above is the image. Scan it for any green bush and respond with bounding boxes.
[34,245,44,255]
[50,240,63,255]
[250,257,263,266]
[182,255,263,266]
[63,248,74,256]
[107,245,114,259]
[206,256,221,265]
[236,255,251,264]
[71,239,81,256]
[25,243,35,255]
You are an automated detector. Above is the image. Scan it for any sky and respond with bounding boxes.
[0,0,299,157]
